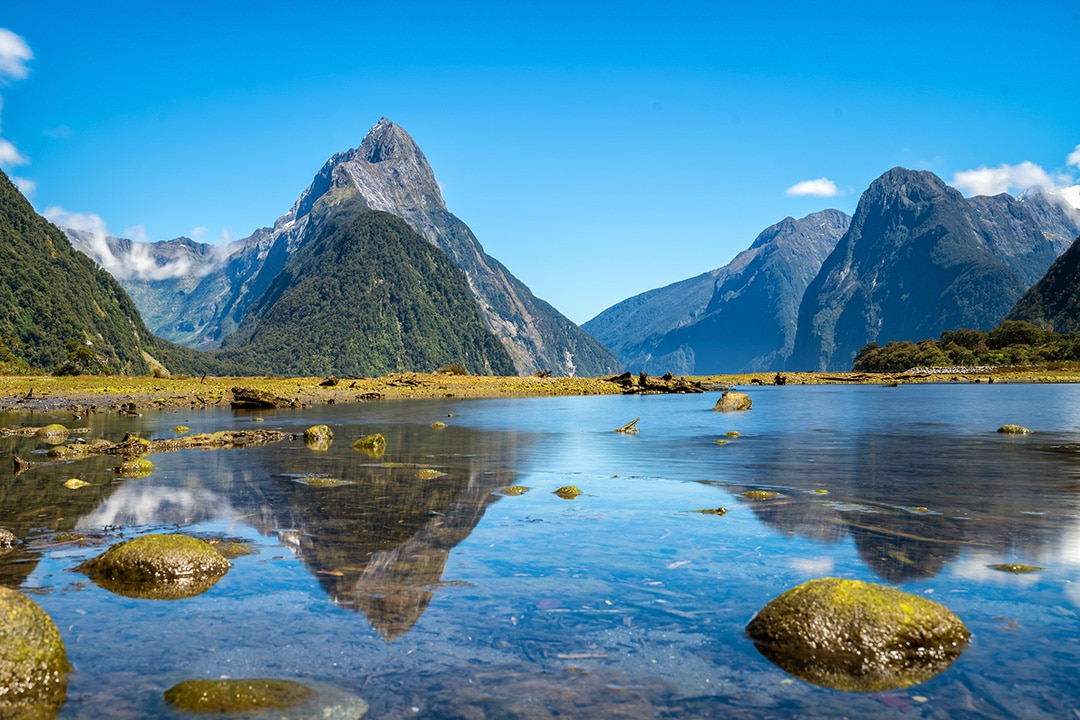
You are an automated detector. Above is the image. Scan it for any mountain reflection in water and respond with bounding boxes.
[0,386,1078,718]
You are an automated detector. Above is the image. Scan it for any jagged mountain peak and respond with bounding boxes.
[359,118,418,163]
[861,167,957,209]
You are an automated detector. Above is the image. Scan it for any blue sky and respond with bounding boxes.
[2,1,1079,324]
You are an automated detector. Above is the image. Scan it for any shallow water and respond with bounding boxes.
[2,383,1079,718]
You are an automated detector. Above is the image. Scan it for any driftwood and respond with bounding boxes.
[230,386,297,409]
[603,372,704,395]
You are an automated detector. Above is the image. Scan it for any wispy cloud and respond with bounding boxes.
[0,29,31,175]
[0,29,32,82]
[786,177,840,197]
[12,176,34,196]
[44,206,232,281]
[1068,144,1080,169]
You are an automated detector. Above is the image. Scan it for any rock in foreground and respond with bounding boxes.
[0,586,69,719]
[163,678,368,718]
[746,577,969,691]
[712,391,752,412]
[77,534,231,600]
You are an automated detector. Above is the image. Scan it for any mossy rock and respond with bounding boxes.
[34,424,70,445]
[303,425,334,451]
[416,468,445,480]
[77,534,230,600]
[0,586,69,720]
[353,433,386,457]
[987,563,1043,574]
[163,678,368,718]
[173,425,190,435]
[498,485,531,496]
[997,424,1031,434]
[746,577,970,692]
[712,391,752,412]
[431,421,447,429]
[113,457,155,479]
[47,438,114,459]
[164,678,316,713]
[554,485,582,499]
[741,490,782,501]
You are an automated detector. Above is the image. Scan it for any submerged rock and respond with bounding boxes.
[77,533,231,600]
[554,485,582,499]
[230,386,296,409]
[713,391,752,412]
[353,433,386,457]
[163,678,368,718]
[34,424,70,445]
[303,424,334,451]
[746,577,969,692]
[113,457,155,478]
[0,586,69,719]
[997,424,1031,434]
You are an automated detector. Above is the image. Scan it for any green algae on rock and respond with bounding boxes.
[113,457,155,478]
[0,586,69,720]
[746,577,970,692]
[554,485,582,499]
[173,425,190,435]
[163,678,369,718]
[303,424,334,450]
[997,424,1031,434]
[164,678,316,713]
[987,563,1044,573]
[353,433,386,457]
[34,424,70,445]
[77,533,230,600]
[498,485,531,496]
[741,490,782,501]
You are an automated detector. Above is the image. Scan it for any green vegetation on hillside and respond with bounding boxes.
[852,320,1080,372]
[0,170,156,375]
[215,203,516,377]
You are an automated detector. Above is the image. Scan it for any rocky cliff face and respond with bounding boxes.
[70,119,619,376]
[789,168,1032,372]
[584,210,849,373]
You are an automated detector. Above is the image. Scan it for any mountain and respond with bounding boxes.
[788,167,1039,372]
[0,169,163,374]
[1016,186,1080,255]
[70,119,620,377]
[583,210,849,374]
[1005,235,1080,333]
[215,203,516,377]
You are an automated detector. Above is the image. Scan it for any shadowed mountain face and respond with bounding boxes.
[584,210,849,374]
[1006,235,1080,333]
[789,168,1041,372]
[69,119,619,377]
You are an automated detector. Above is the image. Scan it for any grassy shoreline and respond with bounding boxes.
[1,365,1079,413]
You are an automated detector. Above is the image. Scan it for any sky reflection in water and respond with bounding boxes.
[1,383,1079,718]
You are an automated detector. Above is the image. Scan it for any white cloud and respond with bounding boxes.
[45,206,232,281]
[1068,144,1080,169]
[951,161,1057,196]
[0,29,32,82]
[12,176,34,196]
[0,136,26,167]
[786,177,840,197]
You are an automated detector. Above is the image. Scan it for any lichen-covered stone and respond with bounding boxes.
[34,424,70,445]
[746,577,970,692]
[353,433,386,457]
[77,533,230,600]
[163,678,368,718]
[303,424,334,451]
[712,391,752,412]
[0,586,69,719]
[113,457,155,478]
[164,678,316,713]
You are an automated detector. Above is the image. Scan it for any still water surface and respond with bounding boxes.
[2,383,1079,718]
